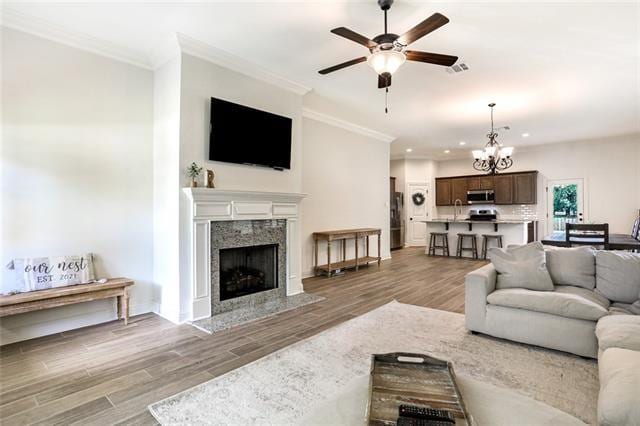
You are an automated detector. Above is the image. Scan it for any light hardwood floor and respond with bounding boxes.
[0,248,486,425]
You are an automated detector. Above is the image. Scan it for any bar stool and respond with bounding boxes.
[456,233,478,259]
[428,232,450,256]
[481,234,504,259]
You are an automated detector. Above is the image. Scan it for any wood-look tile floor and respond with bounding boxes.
[0,248,486,425]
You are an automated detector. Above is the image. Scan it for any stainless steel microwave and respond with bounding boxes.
[467,189,495,204]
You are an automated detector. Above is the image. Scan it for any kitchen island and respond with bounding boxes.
[421,219,536,256]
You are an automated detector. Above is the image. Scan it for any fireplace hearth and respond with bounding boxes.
[219,244,278,301]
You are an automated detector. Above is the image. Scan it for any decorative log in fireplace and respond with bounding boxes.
[219,244,277,301]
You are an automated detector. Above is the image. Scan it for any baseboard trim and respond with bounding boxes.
[0,300,157,345]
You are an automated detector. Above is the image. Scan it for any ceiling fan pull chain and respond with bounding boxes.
[385,87,389,114]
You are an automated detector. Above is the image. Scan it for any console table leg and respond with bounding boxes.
[377,233,381,266]
[366,236,370,257]
[355,236,359,271]
[327,241,332,277]
[117,295,122,320]
[314,239,318,276]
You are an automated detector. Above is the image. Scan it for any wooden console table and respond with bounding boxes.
[0,278,134,325]
[313,228,382,277]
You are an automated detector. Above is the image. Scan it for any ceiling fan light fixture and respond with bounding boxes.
[367,50,405,75]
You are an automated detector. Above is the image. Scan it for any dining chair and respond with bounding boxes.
[631,216,640,239]
[565,223,609,249]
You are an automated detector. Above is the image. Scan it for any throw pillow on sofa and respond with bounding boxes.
[545,246,596,289]
[488,242,554,291]
[595,251,640,303]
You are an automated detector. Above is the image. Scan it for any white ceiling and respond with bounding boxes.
[3,1,639,159]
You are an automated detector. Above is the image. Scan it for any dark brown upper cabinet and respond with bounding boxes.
[435,178,452,206]
[451,178,468,204]
[435,171,538,206]
[494,174,514,204]
[467,176,494,190]
[513,172,537,204]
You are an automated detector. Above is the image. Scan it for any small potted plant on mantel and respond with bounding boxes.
[187,162,203,188]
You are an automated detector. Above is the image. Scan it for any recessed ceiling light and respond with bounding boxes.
[459,141,466,145]
[444,150,450,154]
[522,133,530,138]
[406,148,413,152]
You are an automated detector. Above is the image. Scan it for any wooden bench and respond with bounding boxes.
[0,278,134,325]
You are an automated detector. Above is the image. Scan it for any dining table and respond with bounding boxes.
[541,232,640,251]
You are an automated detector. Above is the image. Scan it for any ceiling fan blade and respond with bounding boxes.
[378,73,392,89]
[405,50,458,66]
[397,13,449,45]
[330,27,377,49]
[318,57,368,75]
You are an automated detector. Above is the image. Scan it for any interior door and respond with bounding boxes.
[406,182,429,246]
[547,178,585,235]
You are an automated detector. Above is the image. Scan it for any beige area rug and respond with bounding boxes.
[149,301,598,425]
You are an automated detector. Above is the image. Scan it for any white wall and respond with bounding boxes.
[152,54,182,322]
[1,28,154,344]
[390,159,405,194]
[436,135,640,236]
[179,53,303,193]
[301,117,391,277]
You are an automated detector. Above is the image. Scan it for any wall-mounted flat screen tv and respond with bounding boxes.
[209,97,292,170]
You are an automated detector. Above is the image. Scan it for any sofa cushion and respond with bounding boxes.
[488,242,554,291]
[487,285,610,321]
[545,246,596,289]
[595,251,640,303]
[596,315,640,352]
[608,301,640,315]
[598,348,640,426]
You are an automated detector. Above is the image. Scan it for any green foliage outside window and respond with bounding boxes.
[553,185,577,217]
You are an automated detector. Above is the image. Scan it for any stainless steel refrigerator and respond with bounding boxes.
[390,191,404,250]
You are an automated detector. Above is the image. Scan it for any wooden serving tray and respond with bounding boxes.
[367,352,475,426]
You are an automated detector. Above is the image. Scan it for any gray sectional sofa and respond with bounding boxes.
[465,245,640,425]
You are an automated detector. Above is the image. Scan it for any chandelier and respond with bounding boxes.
[472,103,514,175]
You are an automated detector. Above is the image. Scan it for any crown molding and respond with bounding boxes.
[1,9,314,96]
[1,8,153,70]
[302,108,396,143]
[175,33,311,96]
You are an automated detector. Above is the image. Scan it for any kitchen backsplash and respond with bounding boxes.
[436,204,538,220]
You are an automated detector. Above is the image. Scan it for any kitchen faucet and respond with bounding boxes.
[453,199,463,221]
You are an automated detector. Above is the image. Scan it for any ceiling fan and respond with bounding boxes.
[318,0,458,92]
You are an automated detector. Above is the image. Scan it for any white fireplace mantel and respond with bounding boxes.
[182,188,307,321]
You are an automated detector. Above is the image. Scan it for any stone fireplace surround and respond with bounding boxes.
[210,220,287,315]
[183,188,306,321]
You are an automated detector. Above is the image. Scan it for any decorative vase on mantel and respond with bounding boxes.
[190,178,198,188]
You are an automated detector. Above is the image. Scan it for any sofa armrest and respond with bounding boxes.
[465,263,497,332]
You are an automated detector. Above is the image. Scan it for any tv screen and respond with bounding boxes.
[209,98,292,170]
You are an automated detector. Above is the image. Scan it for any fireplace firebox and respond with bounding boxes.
[219,244,278,301]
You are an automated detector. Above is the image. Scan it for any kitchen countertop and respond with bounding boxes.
[421,218,534,224]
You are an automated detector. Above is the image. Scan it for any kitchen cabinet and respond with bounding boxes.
[494,174,513,204]
[435,171,538,206]
[467,176,494,190]
[451,178,468,204]
[435,179,452,206]
[513,172,537,204]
